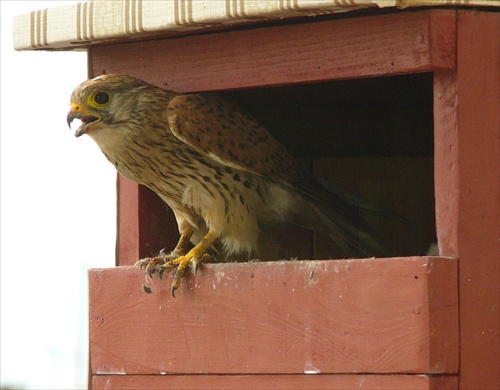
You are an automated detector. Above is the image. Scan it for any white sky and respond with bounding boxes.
[1,2,116,388]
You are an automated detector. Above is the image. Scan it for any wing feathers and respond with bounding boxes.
[166,94,300,181]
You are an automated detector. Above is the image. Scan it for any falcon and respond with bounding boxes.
[67,74,383,296]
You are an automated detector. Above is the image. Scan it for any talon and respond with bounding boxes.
[189,256,200,274]
[170,263,185,297]
[146,265,157,278]
[136,254,174,277]
[135,258,148,270]
[136,229,219,296]
[170,282,179,298]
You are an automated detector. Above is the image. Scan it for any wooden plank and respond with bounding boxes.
[89,10,456,93]
[116,175,140,265]
[454,11,499,390]
[433,70,459,257]
[116,176,179,266]
[88,257,458,375]
[434,11,499,390]
[91,373,458,390]
[136,182,179,262]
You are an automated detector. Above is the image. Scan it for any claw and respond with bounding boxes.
[159,263,175,274]
[169,266,182,297]
[136,229,219,296]
[135,258,147,270]
[146,265,156,278]
[189,256,200,275]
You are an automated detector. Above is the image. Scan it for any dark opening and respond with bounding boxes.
[220,73,436,259]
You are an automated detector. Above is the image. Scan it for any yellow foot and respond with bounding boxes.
[137,229,219,297]
[165,253,207,297]
[136,251,213,297]
[135,251,179,278]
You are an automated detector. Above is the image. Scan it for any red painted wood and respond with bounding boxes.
[116,175,179,266]
[116,175,140,265]
[434,11,499,390]
[90,10,456,93]
[455,11,499,389]
[88,257,458,376]
[136,182,179,261]
[433,70,459,258]
[91,373,458,390]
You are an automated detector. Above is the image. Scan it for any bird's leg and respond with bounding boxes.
[135,227,194,277]
[163,229,219,297]
[136,227,218,296]
[169,227,193,258]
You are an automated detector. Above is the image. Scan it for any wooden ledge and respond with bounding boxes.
[89,257,458,377]
[90,10,457,92]
[92,373,458,390]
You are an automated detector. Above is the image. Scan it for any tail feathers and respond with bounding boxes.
[288,178,397,258]
[314,178,411,224]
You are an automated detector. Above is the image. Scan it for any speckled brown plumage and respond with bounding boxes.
[67,74,383,295]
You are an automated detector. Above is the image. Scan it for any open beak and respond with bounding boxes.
[67,104,101,137]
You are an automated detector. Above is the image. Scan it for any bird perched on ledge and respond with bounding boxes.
[67,74,384,296]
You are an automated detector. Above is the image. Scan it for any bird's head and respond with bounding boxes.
[67,74,155,138]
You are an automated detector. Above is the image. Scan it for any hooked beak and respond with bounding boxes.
[67,104,101,137]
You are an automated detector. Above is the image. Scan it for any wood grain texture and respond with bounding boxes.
[88,257,458,376]
[433,70,459,258]
[116,176,140,265]
[116,176,179,266]
[434,11,499,390]
[454,11,499,390]
[89,10,456,93]
[91,373,458,390]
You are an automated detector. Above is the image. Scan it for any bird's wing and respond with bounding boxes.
[166,94,299,180]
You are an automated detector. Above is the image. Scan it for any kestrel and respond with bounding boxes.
[67,74,383,295]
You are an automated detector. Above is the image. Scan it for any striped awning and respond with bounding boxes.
[13,0,499,51]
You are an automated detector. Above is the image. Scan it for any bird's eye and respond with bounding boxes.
[93,92,110,105]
